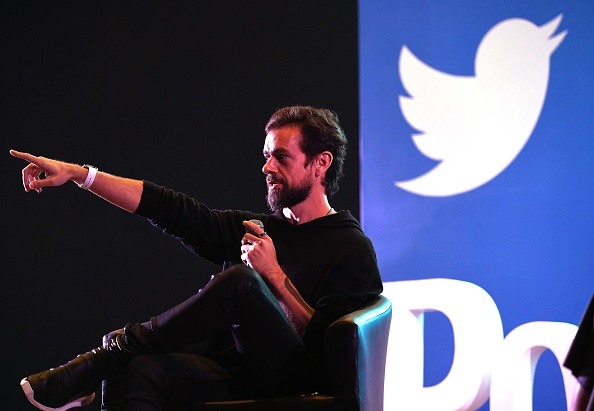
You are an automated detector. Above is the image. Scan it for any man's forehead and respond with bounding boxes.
[263,125,303,153]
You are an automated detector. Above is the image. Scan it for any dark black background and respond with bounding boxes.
[1,1,359,409]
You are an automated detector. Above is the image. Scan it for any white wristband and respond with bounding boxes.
[78,165,98,190]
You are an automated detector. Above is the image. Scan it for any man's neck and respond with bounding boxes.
[282,196,333,225]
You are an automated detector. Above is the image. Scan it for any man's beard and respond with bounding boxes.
[266,178,313,212]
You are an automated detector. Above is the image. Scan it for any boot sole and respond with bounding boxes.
[20,378,95,411]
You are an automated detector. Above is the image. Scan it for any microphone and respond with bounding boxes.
[243,220,266,267]
[245,219,265,236]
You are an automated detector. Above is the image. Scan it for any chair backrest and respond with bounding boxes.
[324,295,392,411]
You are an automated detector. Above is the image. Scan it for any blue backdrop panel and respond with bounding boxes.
[360,0,593,408]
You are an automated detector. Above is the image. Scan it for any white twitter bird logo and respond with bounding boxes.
[395,15,567,197]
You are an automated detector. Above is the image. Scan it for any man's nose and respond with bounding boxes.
[262,158,276,174]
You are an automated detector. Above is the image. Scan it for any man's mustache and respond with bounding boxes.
[266,176,283,185]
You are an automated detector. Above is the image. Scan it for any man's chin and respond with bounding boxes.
[267,182,311,212]
[266,194,280,212]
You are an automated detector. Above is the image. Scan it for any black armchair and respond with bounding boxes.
[103,295,392,411]
[166,295,392,411]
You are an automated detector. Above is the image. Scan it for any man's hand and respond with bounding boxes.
[10,150,84,193]
[10,149,143,212]
[241,220,283,282]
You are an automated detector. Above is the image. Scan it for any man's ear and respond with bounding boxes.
[315,151,333,178]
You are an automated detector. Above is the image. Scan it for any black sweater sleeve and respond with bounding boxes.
[135,181,255,265]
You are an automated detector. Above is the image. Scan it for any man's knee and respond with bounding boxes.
[215,264,263,288]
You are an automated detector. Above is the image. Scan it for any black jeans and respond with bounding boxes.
[104,264,323,410]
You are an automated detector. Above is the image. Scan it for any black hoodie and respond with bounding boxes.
[136,180,383,365]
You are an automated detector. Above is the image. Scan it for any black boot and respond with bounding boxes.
[101,329,125,411]
[20,324,162,411]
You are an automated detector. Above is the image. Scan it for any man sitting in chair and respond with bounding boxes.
[11,106,383,411]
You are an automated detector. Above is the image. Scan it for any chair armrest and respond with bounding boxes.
[324,295,392,411]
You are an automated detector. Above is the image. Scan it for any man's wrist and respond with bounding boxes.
[77,164,98,190]
[70,164,87,185]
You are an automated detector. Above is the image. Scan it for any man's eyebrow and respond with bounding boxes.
[263,147,290,157]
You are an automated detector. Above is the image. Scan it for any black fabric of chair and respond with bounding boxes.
[163,295,392,411]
